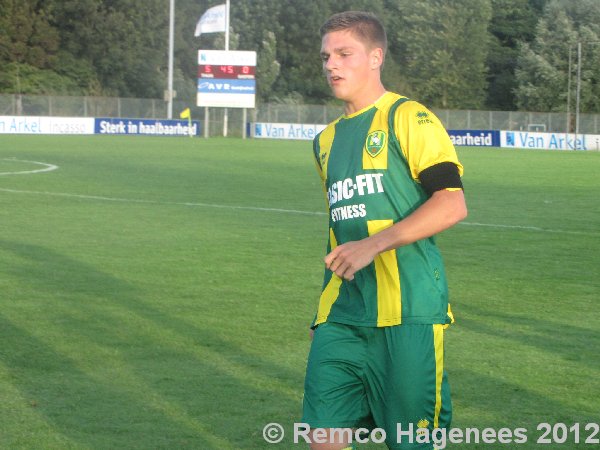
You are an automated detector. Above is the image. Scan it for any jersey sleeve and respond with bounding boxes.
[312,136,325,183]
[393,101,464,182]
[312,132,331,208]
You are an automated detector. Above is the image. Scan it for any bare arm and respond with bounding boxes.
[325,189,467,280]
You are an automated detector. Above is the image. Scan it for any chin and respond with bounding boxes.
[330,87,348,101]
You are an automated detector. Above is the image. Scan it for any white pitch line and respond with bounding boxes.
[0,187,325,216]
[459,221,598,236]
[0,186,596,236]
[458,222,597,236]
[459,221,544,231]
[0,158,59,176]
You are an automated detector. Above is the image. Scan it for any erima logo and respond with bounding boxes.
[416,419,429,437]
[417,419,429,429]
[365,130,386,157]
[416,111,434,125]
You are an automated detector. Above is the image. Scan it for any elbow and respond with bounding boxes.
[439,189,468,225]
[430,189,468,229]
[446,204,467,229]
[452,188,468,223]
[456,202,468,223]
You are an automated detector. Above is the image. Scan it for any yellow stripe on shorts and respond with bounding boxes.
[433,324,444,428]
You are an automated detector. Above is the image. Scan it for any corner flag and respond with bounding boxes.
[194,4,226,37]
[179,108,193,137]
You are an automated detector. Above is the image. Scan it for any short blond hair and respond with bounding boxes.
[320,11,387,59]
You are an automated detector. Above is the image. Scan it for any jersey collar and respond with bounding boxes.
[343,92,391,119]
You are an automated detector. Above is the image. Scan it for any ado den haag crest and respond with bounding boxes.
[365,130,386,157]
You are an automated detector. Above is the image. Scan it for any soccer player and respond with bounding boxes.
[302,11,468,450]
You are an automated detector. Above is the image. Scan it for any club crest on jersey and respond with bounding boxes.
[365,130,386,157]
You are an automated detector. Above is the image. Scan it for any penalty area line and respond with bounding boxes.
[0,158,59,176]
[0,186,596,236]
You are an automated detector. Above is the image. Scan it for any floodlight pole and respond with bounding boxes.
[566,47,572,136]
[575,41,581,138]
[223,0,230,137]
[167,0,175,119]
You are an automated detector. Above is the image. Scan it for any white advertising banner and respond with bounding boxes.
[251,122,327,140]
[0,116,95,135]
[501,130,600,151]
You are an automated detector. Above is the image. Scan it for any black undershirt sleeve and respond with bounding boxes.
[418,162,463,197]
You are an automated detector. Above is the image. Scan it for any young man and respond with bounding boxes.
[302,11,467,450]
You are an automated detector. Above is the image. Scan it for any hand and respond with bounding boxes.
[324,239,377,281]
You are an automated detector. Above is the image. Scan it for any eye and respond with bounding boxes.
[320,54,329,62]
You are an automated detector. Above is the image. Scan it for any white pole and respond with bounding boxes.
[225,0,230,51]
[223,0,230,137]
[566,46,572,147]
[167,0,175,119]
[575,41,582,140]
[242,108,247,138]
[204,107,209,138]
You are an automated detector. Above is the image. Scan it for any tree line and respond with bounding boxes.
[0,0,599,112]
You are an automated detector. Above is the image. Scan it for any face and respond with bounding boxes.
[320,29,382,105]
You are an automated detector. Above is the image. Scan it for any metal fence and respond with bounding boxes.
[1,93,599,137]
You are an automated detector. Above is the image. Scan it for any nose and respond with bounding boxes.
[324,55,337,71]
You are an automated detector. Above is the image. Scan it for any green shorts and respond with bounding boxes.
[302,321,451,449]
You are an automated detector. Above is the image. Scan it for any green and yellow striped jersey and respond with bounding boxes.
[312,92,463,328]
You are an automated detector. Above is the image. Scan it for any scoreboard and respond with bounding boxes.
[197,50,257,108]
[198,64,255,79]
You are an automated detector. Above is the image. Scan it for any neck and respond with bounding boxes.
[344,84,387,115]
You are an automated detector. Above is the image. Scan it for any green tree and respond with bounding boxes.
[0,0,66,94]
[256,31,281,102]
[391,0,492,109]
[272,0,333,102]
[485,0,540,110]
[0,61,82,94]
[0,0,59,68]
[0,0,559,110]
[50,0,168,97]
[48,0,105,94]
[514,0,600,113]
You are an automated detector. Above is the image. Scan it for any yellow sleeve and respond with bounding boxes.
[394,101,464,181]
[313,130,332,209]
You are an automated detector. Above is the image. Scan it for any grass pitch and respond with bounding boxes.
[0,135,599,449]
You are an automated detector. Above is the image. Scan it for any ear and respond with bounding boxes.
[370,47,384,70]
